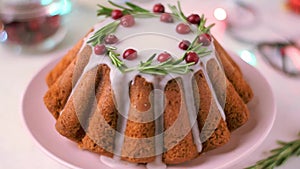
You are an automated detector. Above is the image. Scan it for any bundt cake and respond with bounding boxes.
[43,2,253,168]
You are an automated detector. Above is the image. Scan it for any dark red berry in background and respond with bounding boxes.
[104,34,118,44]
[179,40,191,50]
[157,52,172,62]
[27,18,45,31]
[187,14,201,25]
[33,32,44,43]
[185,51,199,64]
[160,13,173,23]
[198,33,212,46]
[111,9,123,20]
[176,23,191,34]
[123,49,138,60]
[120,15,135,27]
[280,47,286,56]
[47,15,61,29]
[153,3,165,13]
[94,44,107,55]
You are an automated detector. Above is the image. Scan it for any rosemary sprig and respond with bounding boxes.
[97,0,152,17]
[246,132,300,169]
[87,21,120,46]
[124,54,194,75]
[168,1,188,23]
[198,14,215,34]
[89,1,214,75]
[106,46,127,72]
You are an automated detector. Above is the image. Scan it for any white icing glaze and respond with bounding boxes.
[100,156,138,168]
[146,155,167,169]
[68,14,229,168]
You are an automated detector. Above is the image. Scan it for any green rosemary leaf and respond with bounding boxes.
[125,2,149,13]
[246,132,300,169]
[87,21,120,46]
[296,148,300,156]
[177,1,187,21]
[167,3,188,23]
[140,68,168,76]
[146,53,157,63]
[277,140,289,146]
[97,5,113,17]
[108,0,128,10]
[276,156,289,166]
[172,57,185,65]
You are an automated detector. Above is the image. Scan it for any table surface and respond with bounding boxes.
[1,0,300,169]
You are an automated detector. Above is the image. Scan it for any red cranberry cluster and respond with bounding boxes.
[3,15,61,45]
[288,0,300,14]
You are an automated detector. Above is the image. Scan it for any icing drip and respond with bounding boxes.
[202,49,226,120]
[112,71,133,157]
[151,78,165,168]
[146,155,167,169]
[100,156,138,168]
[181,74,202,152]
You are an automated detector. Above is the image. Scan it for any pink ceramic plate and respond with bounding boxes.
[22,54,276,169]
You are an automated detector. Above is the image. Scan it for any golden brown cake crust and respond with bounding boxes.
[194,70,231,152]
[163,79,199,164]
[121,76,156,163]
[46,29,94,87]
[44,45,92,119]
[213,38,254,103]
[79,65,117,158]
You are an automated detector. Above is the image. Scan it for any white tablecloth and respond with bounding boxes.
[0,0,300,168]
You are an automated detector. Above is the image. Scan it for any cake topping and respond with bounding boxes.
[94,44,106,55]
[97,1,151,18]
[178,40,191,50]
[198,33,212,46]
[111,9,123,20]
[160,13,174,23]
[187,14,201,25]
[176,23,191,34]
[104,34,118,44]
[90,1,215,76]
[185,51,199,64]
[123,48,138,60]
[120,14,135,27]
[157,52,172,63]
[153,3,165,13]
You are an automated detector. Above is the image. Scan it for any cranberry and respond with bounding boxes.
[160,13,173,23]
[120,15,135,27]
[185,51,199,64]
[176,23,191,34]
[104,34,118,44]
[94,44,107,55]
[33,32,44,44]
[157,52,172,62]
[27,18,44,31]
[187,14,201,25]
[47,15,61,29]
[280,47,286,56]
[123,49,138,60]
[111,9,123,20]
[198,33,212,46]
[153,3,165,13]
[179,40,191,50]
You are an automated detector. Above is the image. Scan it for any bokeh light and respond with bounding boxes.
[214,8,227,21]
[239,50,257,66]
